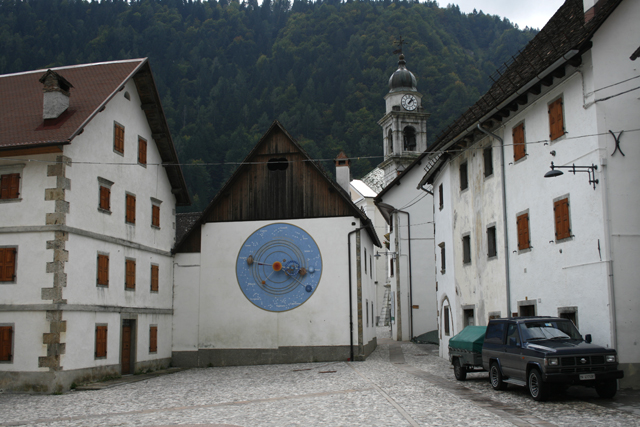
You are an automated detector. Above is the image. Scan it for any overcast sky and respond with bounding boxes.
[446,0,565,30]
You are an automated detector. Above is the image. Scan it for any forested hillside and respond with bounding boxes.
[0,0,535,211]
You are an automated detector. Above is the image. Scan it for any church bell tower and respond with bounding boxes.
[378,52,430,186]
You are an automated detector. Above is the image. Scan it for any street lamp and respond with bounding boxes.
[544,162,599,190]
[374,251,397,259]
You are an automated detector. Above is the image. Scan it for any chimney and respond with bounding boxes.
[335,151,351,193]
[39,69,73,120]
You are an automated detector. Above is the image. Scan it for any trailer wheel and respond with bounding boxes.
[453,358,467,381]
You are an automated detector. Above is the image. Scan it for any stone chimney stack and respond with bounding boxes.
[39,70,73,120]
[335,151,351,193]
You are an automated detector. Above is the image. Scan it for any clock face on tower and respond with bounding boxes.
[236,223,322,312]
[401,94,418,111]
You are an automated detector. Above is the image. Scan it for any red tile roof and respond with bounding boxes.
[0,59,144,149]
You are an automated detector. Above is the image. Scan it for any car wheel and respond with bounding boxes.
[490,362,507,390]
[595,380,617,399]
[453,358,467,381]
[528,368,548,401]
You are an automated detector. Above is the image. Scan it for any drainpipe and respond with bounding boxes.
[347,225,366,361]
[476,124,512,317]
[395,209,414,339]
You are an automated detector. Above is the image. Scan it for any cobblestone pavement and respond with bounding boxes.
[1,328,638,427]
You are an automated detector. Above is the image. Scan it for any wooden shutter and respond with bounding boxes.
[0,326,12,361]
[97,254,109,286]
[517,214,530,250]
[114,123,124,153]
[152,205,160,227]
[549,98,565,141]
[513,123,526,161]
[125,259,136,289]
[149,326,157,353]
[99,186,111,211]
[95,325,107,358]
[554,198,571,240]
[126,194,136,224]
[0,248,16,282]
[138,138,147,165]
[150,265,159,292]
[1,173,20,199]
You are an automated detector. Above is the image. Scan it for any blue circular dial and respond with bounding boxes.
[236,223,322,312]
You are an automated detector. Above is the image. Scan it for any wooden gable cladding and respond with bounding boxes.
[203,125,354,223]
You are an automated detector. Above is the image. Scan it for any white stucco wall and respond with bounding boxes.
[0,311,48,372]
[172,252,201,353]
[176,217,372,352]
[377,162,437,341]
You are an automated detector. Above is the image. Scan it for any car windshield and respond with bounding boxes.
[521,320,582,342]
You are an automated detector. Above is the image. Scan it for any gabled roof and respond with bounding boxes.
[351,179,377,199]
[429,0,623,154]
[175,121,381,252]
[0,59,190,206]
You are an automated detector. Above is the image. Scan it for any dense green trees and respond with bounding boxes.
[0,0,535,211]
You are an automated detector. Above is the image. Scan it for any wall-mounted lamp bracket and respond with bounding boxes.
[544,162,599,189]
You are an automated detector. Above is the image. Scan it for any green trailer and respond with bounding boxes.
[448,326,487,381]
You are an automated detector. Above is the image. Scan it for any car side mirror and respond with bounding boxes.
[585,334,592,343]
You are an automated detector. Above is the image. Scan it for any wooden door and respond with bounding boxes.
[121,323,132,374]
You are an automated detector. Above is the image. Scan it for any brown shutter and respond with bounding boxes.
[513,124,526,161]
[0,326,12,361]
[549,98,565,141]
[95,325,107,358]
[1,173,20,199]
[149,326,157,353]
[99,186,111,211]
[97,254,109,286]
[114,123,125,153]
[126,194,136,224]
[150,265,159,292]
[125,260,136,289]
[0,248,16,282]
[517,214,530,250]
[554,199,571,240]
[152,205,160,227]
[138,138,147,165]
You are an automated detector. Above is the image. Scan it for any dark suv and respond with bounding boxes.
[482,317,624,401]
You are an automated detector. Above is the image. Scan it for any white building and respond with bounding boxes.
[0,59,190,392]
[419,0,640,387]
[172,122,380,366]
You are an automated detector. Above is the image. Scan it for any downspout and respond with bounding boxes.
[476,124,512,317]
[600,155,617,350]
[348,225,366,361]
[395,209,414,340]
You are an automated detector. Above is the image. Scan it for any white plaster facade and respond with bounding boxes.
[0,60,188,392]
[172,217,378,364]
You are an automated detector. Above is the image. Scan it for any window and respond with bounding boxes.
[0,326,13,362]
[152,205,160,228]
[439,242,446,274]
[97,254,109,287]
[444,306,450,336]
[483,146,493,177]
[95,325,107,358]
[459,162,468,191]
[364,249,367,274]
[98,177,113,213]
[462,234,471,264]
[125,194,136,224]
[487,226,497,258]
[149,325,157,353]
[513,123,526,161]
[366,299,369,327]
[519,304,536,317]
[554,197,571,240]
[464,308,475,327]
[390,258,394,276]
[0,173,20,200]
[125,259,136,290]
[138,137,147,166]
[517,213,530,251]
[150,264,159,292]
[387,129,393,155]
[403,126,416,151]
[369,256,372,279]
[438,184,444,210]
[484,322,506,344]
[0,247,16,282]
[506,323,521,347]
[114,122,125,154]
[549,98,565,141]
